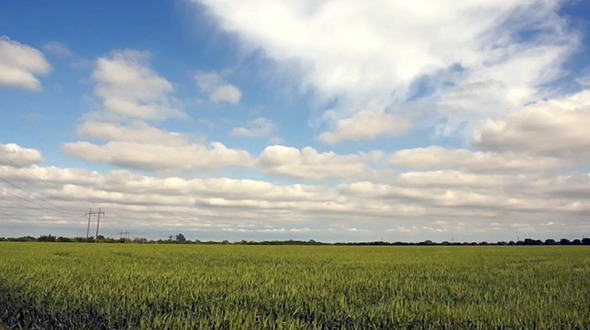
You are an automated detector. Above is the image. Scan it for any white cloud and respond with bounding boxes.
[389,146,567,173]
[434,36,575,134]
[318,111,411,144]
[232,117,276,138]
[195,71,242,105]
[258,145,376,180]
[195,0,575,131]
[64,53,254,172]
[92,50,184,120]
[0,36,51,91]
[3,143,590,240]
[68,119,253,171]
[211,85,242,104]
[42,42,73,57]
[473,89,590,159]
[76,120,187,146]
[62,141,253,171]
[0,142,43,167]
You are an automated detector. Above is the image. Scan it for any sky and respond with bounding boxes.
[1,0,590,242]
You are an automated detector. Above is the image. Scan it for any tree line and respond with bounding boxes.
[0,234,589,246]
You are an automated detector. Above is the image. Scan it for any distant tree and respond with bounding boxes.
[38,235,56,242]
[497,241,507,245]
[572,239,582,245]
[175,233,186,243]
[583,238,590,245]
[524,238,543,245]
[479,241,489,245]
[544,239,556,245]
[560,238,571,245]
[57,236,72,242]
[508,241,515,245]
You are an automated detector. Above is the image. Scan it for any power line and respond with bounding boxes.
[0,188,75,217]
[0,152,49,183]
[0,187,36,205]
[0,197,76,214]
[0,152,81,215]
[0,188,36,210]
[0,177,76,215]
[0,156,115,237]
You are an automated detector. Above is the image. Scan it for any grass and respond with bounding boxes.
[0,242,589,329]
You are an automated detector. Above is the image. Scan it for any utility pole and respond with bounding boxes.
[85,208,93,242]
[84,208,105,243]
[119,230,129,239]
[95,207,104,243]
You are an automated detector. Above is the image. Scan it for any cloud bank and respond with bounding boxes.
[3,142,590,241]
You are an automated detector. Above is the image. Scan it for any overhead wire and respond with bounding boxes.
[0,151,84,215]
[0,151,111,233]
[0,187,35,210]
[0,177,76,214]
[0,152,57,184]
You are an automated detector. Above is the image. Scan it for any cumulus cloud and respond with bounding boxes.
[68,118,253,171]
[0,142,43,167]
[92,50,184,120]
[63,52,256,173]
[62,141,254,171]
[195,71,242,105]
[3,142,590,240]
[473,90,590,159]
[232,117,276,138]
[0,36,51,91]
[318,111,411,144]
[258,145,379,180]
[195,0,575,131]
[389,146,568,173]
[76,120,187,146]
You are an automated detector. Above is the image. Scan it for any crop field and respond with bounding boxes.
[0,243,589,329]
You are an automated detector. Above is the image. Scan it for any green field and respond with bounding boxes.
[0,243,589,329]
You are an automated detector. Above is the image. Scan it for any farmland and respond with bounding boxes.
[0,243,589,329]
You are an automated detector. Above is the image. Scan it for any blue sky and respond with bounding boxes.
[1,0,590,242]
